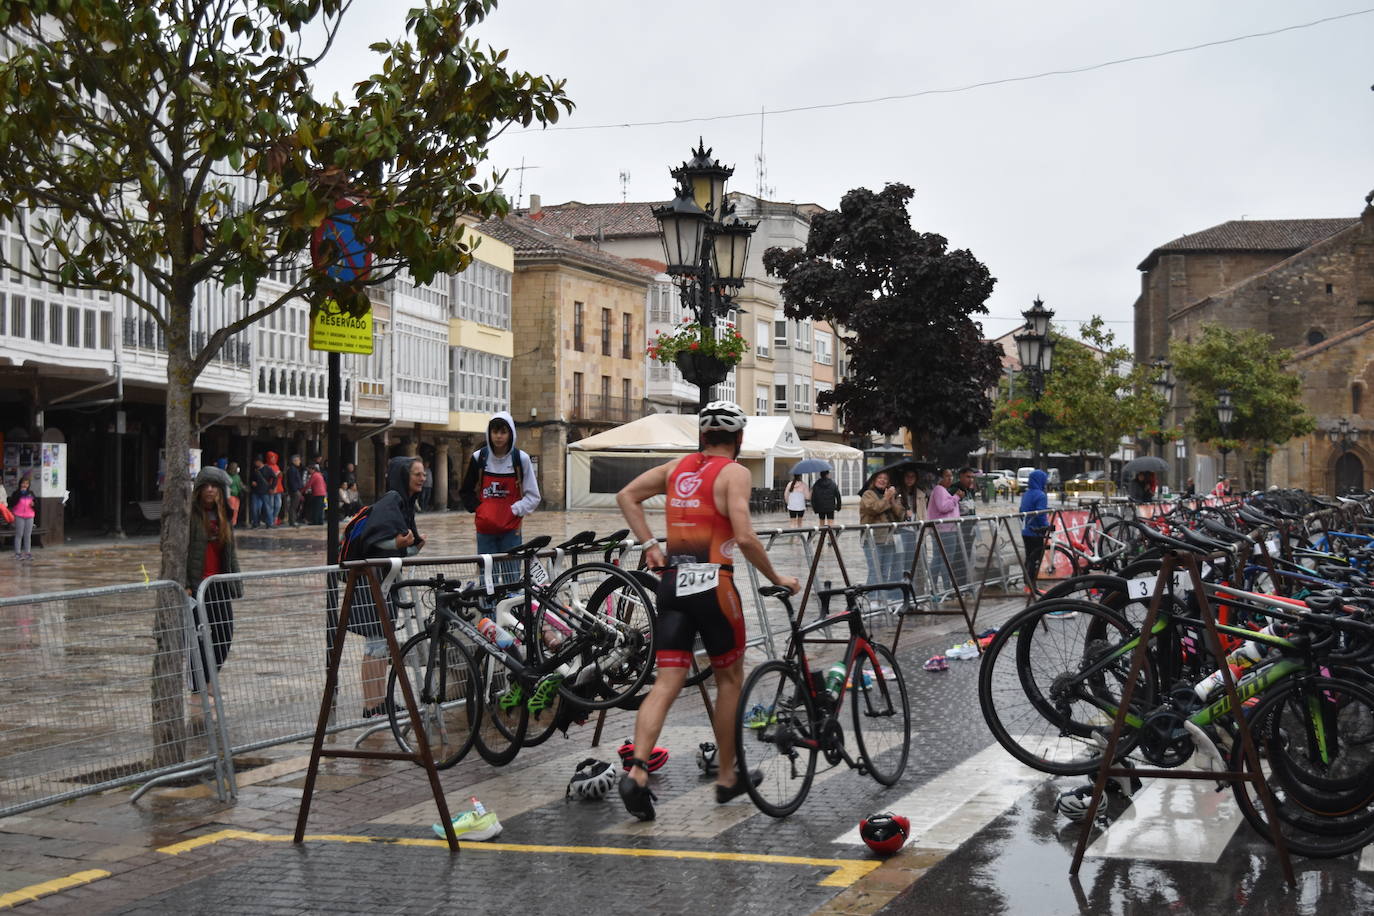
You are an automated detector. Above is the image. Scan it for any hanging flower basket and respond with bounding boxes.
[646,319,748,368]
[674,351,732,388]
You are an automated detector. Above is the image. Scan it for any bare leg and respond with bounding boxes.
[630,666,689,788]
[711,659,745,788]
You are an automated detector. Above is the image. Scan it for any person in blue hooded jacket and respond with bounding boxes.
[1019,469,1052,592]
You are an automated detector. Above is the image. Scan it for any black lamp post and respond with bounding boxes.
[1149,356,1174,458]
[653,140,757,416]
[1215,388,1235,479]
[1013,297,1055,467]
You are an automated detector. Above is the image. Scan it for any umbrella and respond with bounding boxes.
[877,459,939,481]
[790,458,832,475]
[1120,456,1169,480]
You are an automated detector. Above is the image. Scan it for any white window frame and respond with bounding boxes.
[755,318,770,359]
[814,329,833,365]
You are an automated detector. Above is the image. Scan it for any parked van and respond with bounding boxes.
[1016,466,1062,493]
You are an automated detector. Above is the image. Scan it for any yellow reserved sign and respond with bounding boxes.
[309,300,374,354]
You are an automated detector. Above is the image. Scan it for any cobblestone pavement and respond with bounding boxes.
[5,506,1369,914]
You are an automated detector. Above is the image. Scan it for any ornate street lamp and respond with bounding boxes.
[1013,297,1055,468]
[1149,356,1174,458]
[1216,388,1235,479]
[1328,417,1358,449]
[653,140,757,415]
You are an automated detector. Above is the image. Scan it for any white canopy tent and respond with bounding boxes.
[564,414,859,509]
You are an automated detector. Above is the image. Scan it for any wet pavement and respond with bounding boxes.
[3,506,1372,914]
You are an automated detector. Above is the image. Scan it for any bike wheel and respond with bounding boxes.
[535,562,656,711]
[472,650,527,765]
[387,630,480,770]
[850,642,910,785]
[1230,675,1374,858]
[978,599,1152,775]
[736,660,818,817]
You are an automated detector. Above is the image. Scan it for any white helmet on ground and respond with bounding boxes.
[700,400,747,432]
[566,758,617,801]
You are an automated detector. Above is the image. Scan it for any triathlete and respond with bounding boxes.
[614,401,800,820]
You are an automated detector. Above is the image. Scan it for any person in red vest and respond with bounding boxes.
[459,411,541,583]
[613,401,800,821]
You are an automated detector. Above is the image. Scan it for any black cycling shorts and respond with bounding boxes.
[654,569,746,669]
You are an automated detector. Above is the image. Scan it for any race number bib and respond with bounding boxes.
[675,563,720,597]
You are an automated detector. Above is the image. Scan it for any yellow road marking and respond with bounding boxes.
[157,829,879,888]
[0,869,111,909]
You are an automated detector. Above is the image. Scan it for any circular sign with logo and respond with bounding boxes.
[311,197,372,284]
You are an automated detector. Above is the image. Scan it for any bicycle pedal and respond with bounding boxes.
[527,673,564,714]
[497,683,524,711]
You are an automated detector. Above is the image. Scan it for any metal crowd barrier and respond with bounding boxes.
[0,580,225,818]
[0,508,1106,815]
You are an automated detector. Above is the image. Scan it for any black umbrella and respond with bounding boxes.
[1120,456,1169,480]
[877,459,939,481]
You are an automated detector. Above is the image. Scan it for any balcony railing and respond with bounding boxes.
[571,394,648,425]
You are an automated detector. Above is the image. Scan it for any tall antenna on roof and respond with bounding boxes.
[512,157,541,209]
[619,169,631,202]
[755,106,774,200]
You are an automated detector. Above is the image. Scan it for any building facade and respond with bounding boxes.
[1135,195,1374,489]
[476,213,656,508]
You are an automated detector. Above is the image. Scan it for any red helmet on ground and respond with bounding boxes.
[859,812,910,855]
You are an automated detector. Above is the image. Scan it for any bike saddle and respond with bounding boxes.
[554,530,597,550]
[1132,519,1199,554]
[502,535,552,557]
[592,528,631,547]
[759,584,793,599]
[1198,517,1246,541]
[1180,527,1234,553]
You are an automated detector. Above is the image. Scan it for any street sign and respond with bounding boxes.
[311,197,372,284]
[309,298,374,354]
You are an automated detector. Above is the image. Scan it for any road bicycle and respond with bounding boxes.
[979,527,1374,856]
[735,583,910,818]
[383,535,656,767]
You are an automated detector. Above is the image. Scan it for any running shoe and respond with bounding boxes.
[619,773,657,821]
[432,809,503,841]
[744,703,777,729]
[715,768,763,803]
[923,655,949,672]
[1045,610,1078,620]
[946,641,979,660]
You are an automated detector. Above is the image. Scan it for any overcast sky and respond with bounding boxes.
[315,1,1374,346]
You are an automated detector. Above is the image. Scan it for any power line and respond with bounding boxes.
[515,8,1374,134]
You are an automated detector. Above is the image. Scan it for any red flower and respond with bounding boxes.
[689,341,699,350]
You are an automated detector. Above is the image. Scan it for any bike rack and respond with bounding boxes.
[294,560,459,852]
[1067,549,1294,885]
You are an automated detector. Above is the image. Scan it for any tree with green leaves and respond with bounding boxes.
[762,183,1003,452]
[1170,324,1314,480]
[0,0,570,760]
[990,317,1162,465]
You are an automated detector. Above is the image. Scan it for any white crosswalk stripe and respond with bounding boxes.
[830,743,1043,848]
[1083,779,1243,863]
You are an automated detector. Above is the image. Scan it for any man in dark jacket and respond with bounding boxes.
[809,470,840,525]
[285,454,305,526]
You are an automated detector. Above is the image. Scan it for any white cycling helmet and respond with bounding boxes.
[700,400,747,432]
[1055,785,1095,822]
[566,758,617,801]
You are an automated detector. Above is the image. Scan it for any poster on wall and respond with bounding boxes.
[2,442,68,501]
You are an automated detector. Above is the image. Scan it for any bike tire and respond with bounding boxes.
[978,599,1151,775]
[850,642,910,785]
[472,650,528,766]
[1229,675,1374,858]
[736,660,818,818]
[386,630,480,770]
[533,562,657,711]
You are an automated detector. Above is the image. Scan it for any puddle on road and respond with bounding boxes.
[884,783,1374,916]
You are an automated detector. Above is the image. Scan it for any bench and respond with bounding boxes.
[132,500,163,534]
[0,525,45,550]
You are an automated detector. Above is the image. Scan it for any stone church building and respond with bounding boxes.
[1134,193,1374,492]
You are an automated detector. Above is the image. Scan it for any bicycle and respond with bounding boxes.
[735,583,911,818]
[978,530,1374,856]
[385,536,656,767]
